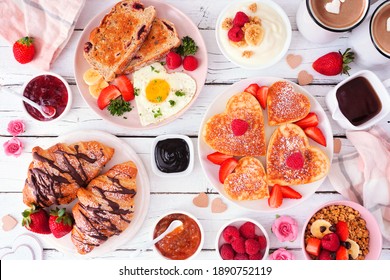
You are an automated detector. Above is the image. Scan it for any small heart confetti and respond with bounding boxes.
[211,198,227,213]
[333,138,342,154]
[298,70,313,86]
[1,215,17,232]
[192,192,209,208]
[286,54,303,69]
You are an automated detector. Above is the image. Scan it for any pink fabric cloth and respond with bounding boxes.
[328,126,390,241]
[0,0,85,70]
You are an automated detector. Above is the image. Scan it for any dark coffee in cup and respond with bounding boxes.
[309,0,369,31]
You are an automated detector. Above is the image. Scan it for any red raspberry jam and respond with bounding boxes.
[23,75,68,121]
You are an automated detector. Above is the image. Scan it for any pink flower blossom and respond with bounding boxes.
[268,248,296,260]
[3,137,23,157]
[272,215,298,242]
[7,120,25,136]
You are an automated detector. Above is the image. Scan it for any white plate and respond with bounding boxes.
[198,77,334,213]
[43,130,150,258]
[74,0,208,130]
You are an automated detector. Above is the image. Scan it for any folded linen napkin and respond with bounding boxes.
[0,0,85,70]
[328,126,390,241]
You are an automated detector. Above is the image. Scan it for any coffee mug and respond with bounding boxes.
[296,0,371,44]
[348,1,390,67]
[326,70,390,131]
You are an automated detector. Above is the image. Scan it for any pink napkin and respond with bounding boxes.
[0,0,85,70]
[328,126,390,241]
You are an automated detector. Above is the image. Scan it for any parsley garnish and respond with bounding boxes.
[169,100,176,107]
[175,90,186,97]
[151,65,160,73]
[134,88,140,96]
[176,36,198,56]
[152,108,162,118]
[156,96,162,102]
[107,97,133,116]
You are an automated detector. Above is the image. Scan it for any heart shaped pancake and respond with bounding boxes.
[224,157,268,200]
[266,124,330,185]
[203,92,266,156]
[267,81,310,126]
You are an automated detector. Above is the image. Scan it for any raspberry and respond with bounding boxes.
[231,119,249,136]
[233,11,249,27]
[239,221,256,239]
[220,243,235,260]
[286,151,304,170]
[222,225,240,243]
[318,249,333,260]
[183,55,198,71]
[166,51,182,69]
[321,233,340,252]
[249,252,263,260]
[234,253,249,260]
[245,238,260,255]
[228,26,244,42]
[258,235,267,250]
[231,237,246,254]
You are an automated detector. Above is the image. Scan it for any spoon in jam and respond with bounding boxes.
[1,85,56,119]
[130,220,183,257]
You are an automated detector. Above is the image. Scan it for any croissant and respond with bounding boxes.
[23,141,115,207]
[71,161,137,254]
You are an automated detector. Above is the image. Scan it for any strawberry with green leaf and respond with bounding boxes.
[312,48,354,76]
[49,208,74,238]
[22,205,51,234]
[13,36,35,64]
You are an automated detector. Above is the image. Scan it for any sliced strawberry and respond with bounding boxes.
[304,126,327,147]
[335,221,349,242]
[306,237,322,257]
[97,85,121,110]
[243,83,260,96]
[280,185,302,199]
[268,184,283,208]
[294,112,319,129]
[336,246,349,260]
[219,158,238,184]
[255,86,268,109]
[231,119,249,136]
[207,152,233,165]
[114,75,134,101]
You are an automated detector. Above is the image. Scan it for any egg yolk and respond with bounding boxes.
[146,79,170,103]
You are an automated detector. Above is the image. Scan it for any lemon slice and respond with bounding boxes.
[83,68,103,86]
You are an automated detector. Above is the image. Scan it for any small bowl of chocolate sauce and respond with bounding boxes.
[151,134,194,177]
[326,70,390,130]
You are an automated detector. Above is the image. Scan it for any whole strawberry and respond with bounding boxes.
[13,36,35,64]
[312,48,354,76]
[22,205,51,234]
[49,208,73,238]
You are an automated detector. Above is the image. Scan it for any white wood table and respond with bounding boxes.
[0,0,389,260]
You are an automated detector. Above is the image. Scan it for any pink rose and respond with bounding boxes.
[269,248,295,260]
[7,120,25,136]
[3,137,24,157]
[272,215,298,242]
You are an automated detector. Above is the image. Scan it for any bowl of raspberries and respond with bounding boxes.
[216,218,269,260]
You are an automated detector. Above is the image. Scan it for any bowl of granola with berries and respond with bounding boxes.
[215,0,291,70]
[302,200,382,260]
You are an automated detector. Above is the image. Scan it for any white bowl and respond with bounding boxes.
[215,0,292,70]
[151,134,194,177]
[215,217,270,260]
[21,72,72,123]
[152,210,204,260]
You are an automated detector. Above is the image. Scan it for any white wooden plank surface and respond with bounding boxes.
[0,0,389,260]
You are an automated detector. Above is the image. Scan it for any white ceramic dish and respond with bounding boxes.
[198,77,333,213]
[42,130,150,258]
[74,0,208,130]
[152,210,204,260]
[151,134,194,178]
[215,218,270,260]
[215,0,292,70]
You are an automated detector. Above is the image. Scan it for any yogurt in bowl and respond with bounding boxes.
[216,0,291,70]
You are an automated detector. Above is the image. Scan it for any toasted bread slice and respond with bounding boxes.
[124,18,180,74]
[266,124,330,186]
[83,1,156,81]
[224,156,269,200]
[202,92,266,156]
[267,81,310,126]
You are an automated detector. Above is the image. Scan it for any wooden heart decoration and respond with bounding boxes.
[202,92,266,156]
[286,54,302,69]
[193,192,209,208]
[298,70,313,86]
[267,124,330,186]
[1,215,18,231]
[211,198,227,213]
[267,81,311,126]
[224,157,269,200]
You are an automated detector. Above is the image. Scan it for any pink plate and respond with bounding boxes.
[74,0,208,129]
